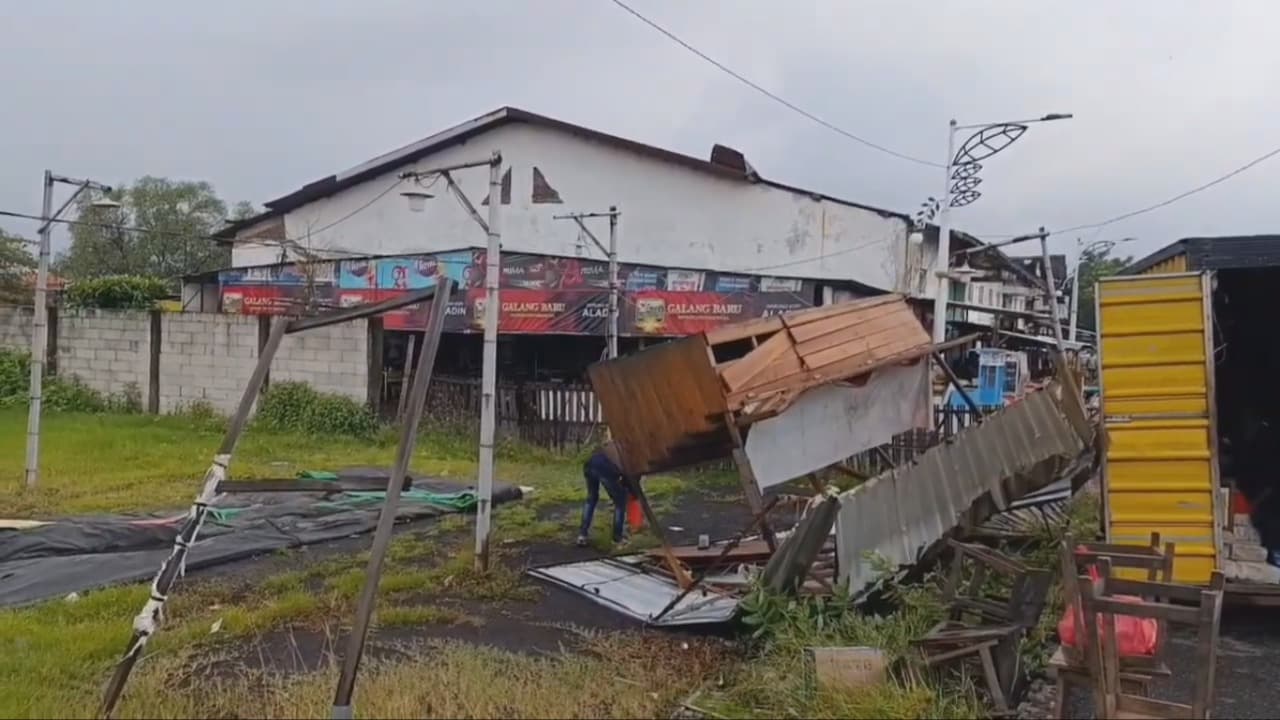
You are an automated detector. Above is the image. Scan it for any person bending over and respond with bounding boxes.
[577,441,632,547]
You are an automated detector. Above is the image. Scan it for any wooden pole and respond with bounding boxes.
[99,316,290,718]
[331,281,452,718]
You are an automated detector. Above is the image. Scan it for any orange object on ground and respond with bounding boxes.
[1233,490,1253,515]
[1058,559,1159,658]
[627,497,644,531]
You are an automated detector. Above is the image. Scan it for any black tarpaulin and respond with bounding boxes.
[0,468,521,607]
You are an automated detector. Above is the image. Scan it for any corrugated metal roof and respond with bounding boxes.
[836,387,1092,595]
[527,556,740,626]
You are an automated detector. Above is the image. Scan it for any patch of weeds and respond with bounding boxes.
[254,381,379,439]
[375,605,483,628]
[493,503,566,543]
[218,590,326,635]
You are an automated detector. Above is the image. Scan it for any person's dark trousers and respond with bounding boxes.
[579,466,628,543]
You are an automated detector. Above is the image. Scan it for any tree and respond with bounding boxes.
[59,176,237,283]
[1074,245,1133,331]
[0,228,36,303]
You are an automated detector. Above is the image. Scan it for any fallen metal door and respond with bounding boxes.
[1097,272,1220,584]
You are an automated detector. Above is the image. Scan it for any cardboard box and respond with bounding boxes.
[805,647,887,691]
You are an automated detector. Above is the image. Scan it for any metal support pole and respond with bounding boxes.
[474,151,502,572]
[100,317,290,718]
[24,170,54,488]
[930,120,957,345]
[331,282,452,718]
[607,206,619,360]
[1038,228,1066,352]
[1068,237,1082,343]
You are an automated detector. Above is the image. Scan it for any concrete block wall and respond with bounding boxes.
[158,312,260,414]
[57,309,152,398]
[0,304,376,416]
[0,305,33,349]
[272,321,369,400]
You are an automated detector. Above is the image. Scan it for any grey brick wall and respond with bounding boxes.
[0,305,374,415]
[57,309,152,399]
[272,320,369,400]
[0,305,33,349]
[158,312,261,414]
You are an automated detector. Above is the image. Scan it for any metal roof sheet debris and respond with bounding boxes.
[588,295,941,477]
[527,556,741,627]
[836,384,1096,597]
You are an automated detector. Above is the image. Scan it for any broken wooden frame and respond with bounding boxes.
[914,540,1053,714]
[587,294,984,595]
[98,283,453,719]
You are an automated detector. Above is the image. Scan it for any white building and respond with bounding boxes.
[220,107,929,299]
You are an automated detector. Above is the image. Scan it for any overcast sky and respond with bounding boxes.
[2,0,1277,262]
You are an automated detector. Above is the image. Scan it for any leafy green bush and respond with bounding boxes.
[255,381,379,438]
[65,275,170,309]
[0,348,138,413]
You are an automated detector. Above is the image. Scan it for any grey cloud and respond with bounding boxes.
[2,0,1278,261]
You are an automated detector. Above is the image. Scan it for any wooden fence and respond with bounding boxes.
[423,375,992,462]
[423,375,603,451]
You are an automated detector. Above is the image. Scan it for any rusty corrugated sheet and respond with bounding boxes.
[587,334,731,476]
[836,387,1093,595]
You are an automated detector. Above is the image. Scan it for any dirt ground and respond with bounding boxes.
[187,482,784,679]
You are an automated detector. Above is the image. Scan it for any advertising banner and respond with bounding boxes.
[220,250,814,336]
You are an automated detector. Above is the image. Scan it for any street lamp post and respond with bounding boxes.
[925,113,1074,344]
[25,170,117,488]
[1067,236,1135,342]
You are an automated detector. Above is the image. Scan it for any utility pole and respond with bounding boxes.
[397,153,505,573]
[1068,237,1082,343]
[930,120,958,345]
[553,207,621,359]
[1037,227,1066,352]
[474,151,503,572]
[26,171,115,488]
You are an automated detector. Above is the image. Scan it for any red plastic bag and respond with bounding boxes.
[1058,560,1159,658]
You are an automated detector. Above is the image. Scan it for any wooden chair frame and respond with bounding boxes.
[1051,533,1175,718]
[1077,558,1225,719]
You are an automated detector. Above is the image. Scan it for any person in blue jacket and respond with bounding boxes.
[577,440,633,547]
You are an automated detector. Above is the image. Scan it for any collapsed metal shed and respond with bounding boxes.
[836,380,1095,595]
[586,294,938,478]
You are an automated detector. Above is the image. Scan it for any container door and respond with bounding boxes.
[1097,272,1220,584]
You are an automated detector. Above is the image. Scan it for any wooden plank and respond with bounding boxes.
[787,298,907,344]
[801,324,925,371]
[726,342,934,410]
[794,309,925,358]
[719,330,796,392]
[782,294,903,333]
[704,315,785,346]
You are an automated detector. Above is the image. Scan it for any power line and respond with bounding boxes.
[0,209,372,258]
[609,0,942,169]
[981,143,1280,240]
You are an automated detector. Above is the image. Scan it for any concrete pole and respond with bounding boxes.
[929,120,958,344]
[1038,228,1067,351]
[1068,237,1082,343]
[474,151,502,572]
[24,170,54,488]
[607,206,619,360]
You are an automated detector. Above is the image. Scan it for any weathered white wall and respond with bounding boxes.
[236,123,914,292]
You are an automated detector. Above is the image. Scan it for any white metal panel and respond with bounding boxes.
[743,361,930,490]
[527,556,740,626]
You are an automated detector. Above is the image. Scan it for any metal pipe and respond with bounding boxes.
[474,151,503,572]
[24,171,54,488]
[397,157,495,179]
[607,207,619,359]
[331,280,453,718]
[930,120,957,345]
